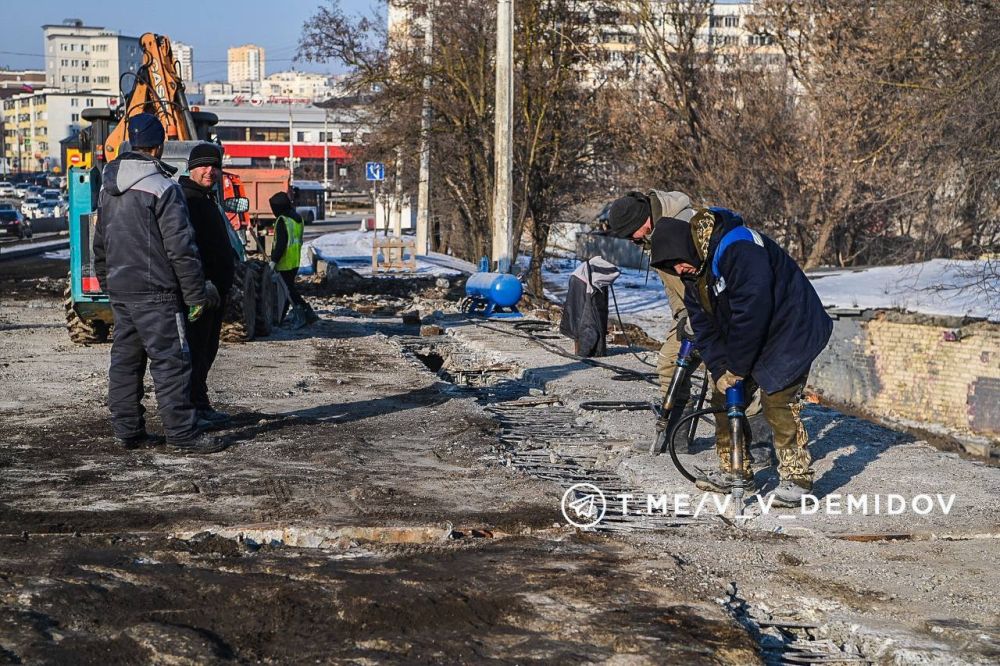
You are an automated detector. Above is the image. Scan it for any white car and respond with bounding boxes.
[0,182,16,198]
[21,196,43,217]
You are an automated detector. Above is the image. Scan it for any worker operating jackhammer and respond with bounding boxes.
[651,199,832,507]
[604,190,700,450]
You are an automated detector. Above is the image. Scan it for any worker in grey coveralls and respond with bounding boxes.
[93,113,224,454]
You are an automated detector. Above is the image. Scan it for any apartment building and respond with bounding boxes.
[228,44,266,86]
[2,90,108,171]
[42,19,142,93]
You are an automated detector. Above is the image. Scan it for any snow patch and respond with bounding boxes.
[543,256,999,339]
[303,230,465,277]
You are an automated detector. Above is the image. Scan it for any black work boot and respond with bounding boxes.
[116,432,165,450]
[167,432,228,455]
[197,408,232,427]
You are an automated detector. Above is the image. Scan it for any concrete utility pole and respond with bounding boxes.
[286,90,295,182]
[322,108,329,188]
[392,148,403,238]
[491,0,514,273]
[415,3,434,256]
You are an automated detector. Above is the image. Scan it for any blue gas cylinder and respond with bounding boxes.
[465,272,523,308]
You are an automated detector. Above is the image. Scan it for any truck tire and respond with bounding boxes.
[221,262,257,342]
[252,260,276,337]
[64,283,110,345]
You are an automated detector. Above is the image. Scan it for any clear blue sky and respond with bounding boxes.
[0,0,379,81]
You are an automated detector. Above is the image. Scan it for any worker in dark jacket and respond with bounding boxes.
[269,191,318,325]
[179,142,238,426]
[93,113,224,454]
[652,204,832,506]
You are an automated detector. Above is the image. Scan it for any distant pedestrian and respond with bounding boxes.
[268,192,318,325]
[92,113,224,454]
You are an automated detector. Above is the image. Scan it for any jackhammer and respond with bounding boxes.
[651,338,700,456]
[725,380,749,517]
[658,351,755,517]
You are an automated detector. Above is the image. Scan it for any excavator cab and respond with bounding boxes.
[65,108,117,344]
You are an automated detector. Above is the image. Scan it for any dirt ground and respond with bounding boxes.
[1,258,997,664]
[0,260,756,665]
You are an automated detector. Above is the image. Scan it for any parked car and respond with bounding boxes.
[26,185,45,198]
[42,189,62,201]
[13,183,32,198]
[0,209,31,239]
[33,200,65,218]
[21,196,43,217]
[0,182,16,198]
[0,202,14,211]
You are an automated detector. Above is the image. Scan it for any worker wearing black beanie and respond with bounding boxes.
[606,192,652,240]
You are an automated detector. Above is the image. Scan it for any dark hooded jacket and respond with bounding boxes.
[93,152,207,306]
[652,207,832,394]
[179,175,238,294]
[268,191,302,266]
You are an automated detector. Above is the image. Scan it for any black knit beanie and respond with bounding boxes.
[607,192,651,239]
[269,191,294,216]
[188,142,223,169]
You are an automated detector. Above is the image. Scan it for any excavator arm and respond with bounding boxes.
[104,33,197,161]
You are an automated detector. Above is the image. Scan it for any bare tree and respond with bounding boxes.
[299,0,612,292]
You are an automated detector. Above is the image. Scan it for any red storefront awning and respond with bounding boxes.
[222,142,352,160]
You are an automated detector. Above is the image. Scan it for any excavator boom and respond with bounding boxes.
[104,33,197,160]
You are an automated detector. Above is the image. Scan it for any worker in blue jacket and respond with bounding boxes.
[651,201,832,506]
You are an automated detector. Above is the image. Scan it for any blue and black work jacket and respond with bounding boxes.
[683,208,832,394]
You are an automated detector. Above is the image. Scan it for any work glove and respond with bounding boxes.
[204,280,221,310]
[675,314,695,342]
[187,304,204,322]
[715,370,743,393]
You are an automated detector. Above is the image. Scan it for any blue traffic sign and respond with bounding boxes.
[365,162,385,181]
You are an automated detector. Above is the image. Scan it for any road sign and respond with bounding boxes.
[365,162,385,181]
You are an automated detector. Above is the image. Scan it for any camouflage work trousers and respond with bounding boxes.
[711,375,814,488]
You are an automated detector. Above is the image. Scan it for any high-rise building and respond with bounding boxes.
[173,41,194,84]
[228,44,265,86]
[42,19,142,93]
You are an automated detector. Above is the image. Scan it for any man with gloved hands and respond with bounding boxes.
[651,199,832,506]
[180,142,238,426]
[93,114,225,454]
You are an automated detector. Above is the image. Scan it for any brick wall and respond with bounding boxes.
[811,312,1000,443]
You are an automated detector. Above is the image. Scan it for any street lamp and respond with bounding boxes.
[323,108,330,188]
[285,88,295,181]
